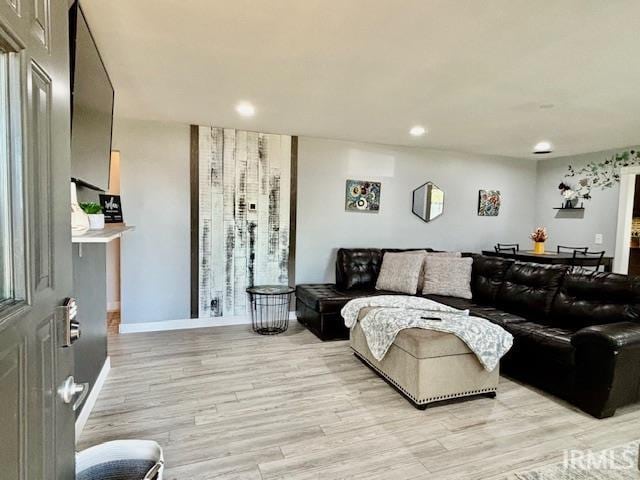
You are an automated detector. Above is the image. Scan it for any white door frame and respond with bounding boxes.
[613,166,640,273]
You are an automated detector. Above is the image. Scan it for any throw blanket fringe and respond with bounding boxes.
[341,296,513,371]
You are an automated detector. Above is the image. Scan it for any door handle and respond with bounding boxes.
[57,376,89,411]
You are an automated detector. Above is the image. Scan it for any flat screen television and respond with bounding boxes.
[69,1,114,192]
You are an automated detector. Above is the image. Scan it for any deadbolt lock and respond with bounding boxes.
[59,297,81,347]
[69,319,81,343]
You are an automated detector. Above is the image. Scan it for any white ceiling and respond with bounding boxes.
[81,0,640,159]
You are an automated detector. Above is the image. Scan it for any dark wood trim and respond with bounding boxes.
[190,125,199,318]
[288,136,298,290]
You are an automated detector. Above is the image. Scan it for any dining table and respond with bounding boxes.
[481,250,613,272]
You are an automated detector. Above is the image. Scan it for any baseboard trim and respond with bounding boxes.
[119,312,297,334]
[75,356,111,441]
[107,301,120,312]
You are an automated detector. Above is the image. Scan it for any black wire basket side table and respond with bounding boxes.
[246,285,295,335]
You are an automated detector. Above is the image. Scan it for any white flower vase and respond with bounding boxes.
[88,213,105,230]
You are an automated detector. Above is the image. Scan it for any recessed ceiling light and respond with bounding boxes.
[235,102,255,117]
[409,126,427,136]
[533,141,553,154]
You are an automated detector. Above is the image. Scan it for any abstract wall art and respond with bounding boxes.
[196,126,292,317]
[478,189,501,216]
[345,179,381,213]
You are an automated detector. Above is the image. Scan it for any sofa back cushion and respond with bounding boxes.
[381,248,435,255]
[496,262,568,322]
[336,248,434,290]
[550,271,640,329]
[336,249,382,290]
[471,255,515,304]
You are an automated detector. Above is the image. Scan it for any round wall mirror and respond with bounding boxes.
[412,182,444,222]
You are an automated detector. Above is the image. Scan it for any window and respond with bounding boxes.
[0,52,12,303]
[0,48,25,310]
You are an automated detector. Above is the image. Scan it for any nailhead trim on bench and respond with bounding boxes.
[353,350,497,405]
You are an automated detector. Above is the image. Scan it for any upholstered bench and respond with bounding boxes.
[350,309,500,409]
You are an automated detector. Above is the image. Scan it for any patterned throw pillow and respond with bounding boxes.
[420,251,462,290]
[422,256,473,299]
[426,251,462,258]
[375,251,427,294]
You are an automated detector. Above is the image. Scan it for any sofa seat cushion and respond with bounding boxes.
[497,262,568,323]
[296,284,366,314]
[550,271,640,330]
[296,284,401,314]
[507,322,575,367]
[422,294,476,311]
[422,295,529,330]
[471,307,529,329]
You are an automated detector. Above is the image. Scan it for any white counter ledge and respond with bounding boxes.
[72,224,135,244]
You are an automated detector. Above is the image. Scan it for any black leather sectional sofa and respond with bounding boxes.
[296,248,640,418]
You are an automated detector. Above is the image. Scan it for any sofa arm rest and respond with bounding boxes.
[571,322,640,418]
[572,322,640,350]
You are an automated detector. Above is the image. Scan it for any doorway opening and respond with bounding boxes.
[106,151,121,334]
[613,166,640,274]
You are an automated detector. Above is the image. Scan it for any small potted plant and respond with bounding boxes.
[530,227,548,254]
[80,202,105,230]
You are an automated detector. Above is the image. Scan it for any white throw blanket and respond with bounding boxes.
[341,296,513,371]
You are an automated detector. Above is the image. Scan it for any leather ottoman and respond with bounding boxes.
[351,320,499,408]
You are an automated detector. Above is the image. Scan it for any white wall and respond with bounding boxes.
[295,137,537,284]
[534,147,639,255]
[112,117,191,324]
[111,119,634,322]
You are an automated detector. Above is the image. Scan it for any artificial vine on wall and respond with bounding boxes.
[565,150,640,196]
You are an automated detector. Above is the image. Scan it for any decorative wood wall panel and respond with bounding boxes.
[197,126,292,317]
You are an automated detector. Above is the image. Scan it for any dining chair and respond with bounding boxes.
[495,243,520,254]
[571,250,605,270]
[557,245,589,254]
[494,247,517,255]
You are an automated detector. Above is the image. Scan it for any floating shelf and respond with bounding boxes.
[72,224,135,244]
[553,207,585,211]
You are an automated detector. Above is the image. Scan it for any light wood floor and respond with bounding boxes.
[78,321,640,480]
